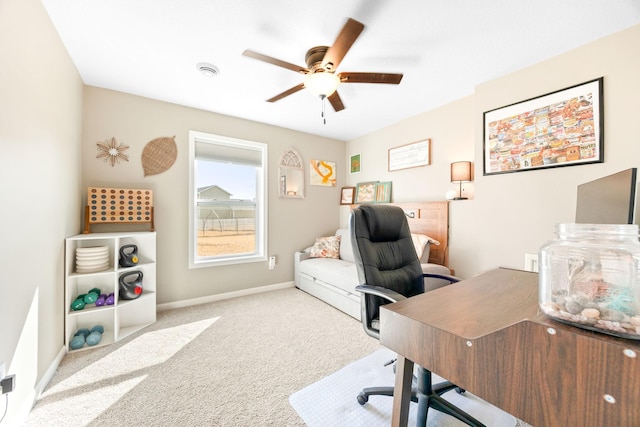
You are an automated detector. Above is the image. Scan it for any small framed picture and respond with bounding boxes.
[340,187,356,205]
[374,182,392,203]
[350,153,361,174]
[355,181,378,203]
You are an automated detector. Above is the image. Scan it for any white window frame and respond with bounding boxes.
[188,130,268,268]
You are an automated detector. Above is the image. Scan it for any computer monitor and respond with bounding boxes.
[575,168,638,225]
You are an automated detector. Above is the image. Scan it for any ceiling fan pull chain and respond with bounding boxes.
[321,95,327,125]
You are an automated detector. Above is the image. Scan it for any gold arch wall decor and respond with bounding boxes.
[279,147,305,198]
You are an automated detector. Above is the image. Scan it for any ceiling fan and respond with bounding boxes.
[242,18,403,119]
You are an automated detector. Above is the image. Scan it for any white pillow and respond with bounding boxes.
[411,233,440,261]
[335,229,354,263]
[308,235,341,259]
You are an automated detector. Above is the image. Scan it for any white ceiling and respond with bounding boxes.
[41,0,640,141]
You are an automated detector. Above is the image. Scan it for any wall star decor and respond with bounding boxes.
[96,137,129,167]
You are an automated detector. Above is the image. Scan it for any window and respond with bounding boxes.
[188,130,267,268]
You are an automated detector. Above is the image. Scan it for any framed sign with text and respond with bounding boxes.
[388,139,430,172]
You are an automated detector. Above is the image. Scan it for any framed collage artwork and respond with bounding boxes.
[483,78,603,175]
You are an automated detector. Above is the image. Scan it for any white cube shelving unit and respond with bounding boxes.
[64,231,156,352]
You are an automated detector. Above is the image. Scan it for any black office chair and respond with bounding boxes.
[350,204,485,427]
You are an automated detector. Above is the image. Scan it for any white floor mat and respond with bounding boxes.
[290,348,519,427]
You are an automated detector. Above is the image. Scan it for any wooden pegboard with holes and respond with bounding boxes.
[83,187,155,233]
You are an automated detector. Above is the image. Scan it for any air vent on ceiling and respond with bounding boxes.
[197,62,219,77]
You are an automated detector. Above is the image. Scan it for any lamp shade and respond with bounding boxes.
[451,161,472,182]
[304,72,340,97]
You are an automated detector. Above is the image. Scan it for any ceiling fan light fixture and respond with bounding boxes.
[304,72,340,97]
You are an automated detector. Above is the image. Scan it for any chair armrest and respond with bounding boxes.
[356,284,408,340]
[422,273,460,284]
[295,250,311,263]
[355,284,407,304]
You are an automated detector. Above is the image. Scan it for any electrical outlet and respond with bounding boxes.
[1,374,15,394]
[268,256,276,270]
[524,253,539,272]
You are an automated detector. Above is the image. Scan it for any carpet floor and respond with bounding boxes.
[24,287,533,426]
[24,288,380,426]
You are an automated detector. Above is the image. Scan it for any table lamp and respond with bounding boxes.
[450,161,472,200]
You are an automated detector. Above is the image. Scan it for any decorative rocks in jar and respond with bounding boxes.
[539,223,640,339]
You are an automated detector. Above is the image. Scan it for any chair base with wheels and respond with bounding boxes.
[355,364,466,407]
[355,281,486,427]
[415,367,485,427]
[357,387,418,405]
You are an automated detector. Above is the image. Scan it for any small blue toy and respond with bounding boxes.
[69,325,104,350]
[86,325,104,346]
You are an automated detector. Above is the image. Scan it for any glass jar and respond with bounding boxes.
[539,223,640,339]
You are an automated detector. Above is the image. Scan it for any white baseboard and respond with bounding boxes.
[156,281,295,312]
[12,345,65,426]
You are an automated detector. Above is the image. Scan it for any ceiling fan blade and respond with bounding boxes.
[242,50,308,74]
[266,83,306,103]
[327,91,345,112]
[339,72,403,84]
[321,18,365,71]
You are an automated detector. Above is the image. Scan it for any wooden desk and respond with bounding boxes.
[380,268,640,426]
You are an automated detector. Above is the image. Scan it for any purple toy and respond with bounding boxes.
[95,294,107,307]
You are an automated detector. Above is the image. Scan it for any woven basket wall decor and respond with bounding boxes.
[141,136,177,177]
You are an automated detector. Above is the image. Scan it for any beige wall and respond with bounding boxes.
[2,2,638,423]
[82,87,345,304]
[0,0,83,422]
[346,24,640,278]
